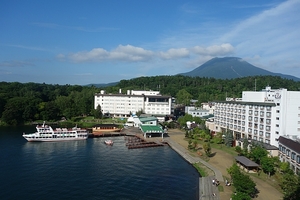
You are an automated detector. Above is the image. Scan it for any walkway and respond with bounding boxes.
[164,137,224,182]
[164,137,223,200]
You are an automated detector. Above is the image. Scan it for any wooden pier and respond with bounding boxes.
[125,135,167,149]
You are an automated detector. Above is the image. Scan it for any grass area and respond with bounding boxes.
[193,162,214,177]
[218,185,224,192]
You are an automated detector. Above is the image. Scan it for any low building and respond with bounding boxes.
[185,106,210,118]
[278,135,300,174]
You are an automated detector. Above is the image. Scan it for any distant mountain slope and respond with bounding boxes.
[85,82,118,87]
[180,57,300,81]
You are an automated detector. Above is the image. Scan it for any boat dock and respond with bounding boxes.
[125,135,167,149]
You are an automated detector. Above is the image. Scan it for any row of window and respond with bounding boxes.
[216,104,272,111]
[215,111,272,118]
[279,145,300,164]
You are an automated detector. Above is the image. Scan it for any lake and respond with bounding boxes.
[0,126,199,200]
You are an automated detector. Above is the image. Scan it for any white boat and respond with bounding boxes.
[22,122,89,142]
[104,140,113,145]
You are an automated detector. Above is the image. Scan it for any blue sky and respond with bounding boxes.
[1,0,299,85]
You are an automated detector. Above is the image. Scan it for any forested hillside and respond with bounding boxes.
[114,75,300,101]
[1,75,299,125]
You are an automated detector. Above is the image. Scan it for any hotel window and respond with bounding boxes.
[277,110,280,113]
[276,131,279,134]
[282,147,286,154]
[292,152,296,160]
[253,136,257,140]
[259,131,263,136]
[260,124,264,130]
[248,128,252,133]
[254,111,258,116]
[265,139,270,144]
[249,110,253,115]
[265,132,270,138]
[297,156,300,164]
[266,112,271,117]
[259,138,263,142]
[260,111,264,116]
[266,126,271,131]
[276,124,279,127]
[287,150,290,157]
[266,119,271,124]
[249,116,252,121]
[254,130,258,135]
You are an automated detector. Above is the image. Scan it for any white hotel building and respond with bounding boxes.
[213,86,300,148]
[94,89,172,120]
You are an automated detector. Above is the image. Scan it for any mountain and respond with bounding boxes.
[85,82,118,87]
[180,57,300,81]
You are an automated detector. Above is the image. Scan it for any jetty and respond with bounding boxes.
[125,135,167,149]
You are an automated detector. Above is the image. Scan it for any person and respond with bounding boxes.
[212,179,215,185]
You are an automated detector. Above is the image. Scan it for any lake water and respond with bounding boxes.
[0,126,199,200]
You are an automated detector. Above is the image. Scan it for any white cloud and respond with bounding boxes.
[67,45,154,63]
[64,43,234,63]
[159,48,190,60]
[192,43,234,56]
[110,45,154,61]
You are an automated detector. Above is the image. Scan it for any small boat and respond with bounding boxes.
[22,122,89,142]
[104,140,113,145]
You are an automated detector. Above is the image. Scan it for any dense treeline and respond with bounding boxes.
[0,82,98,125]
[115,75,300,101]
[1,75,299,125]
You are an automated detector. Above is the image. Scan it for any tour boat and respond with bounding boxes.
[104,140,114,145]
[22,122,89,142]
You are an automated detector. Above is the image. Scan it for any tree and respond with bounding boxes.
[235,146,242,155]
[232,192,252,200]
[261,156,276,176]
[203,142,211,157]
[280,162,291,173]
[280,170,300,200]
[224,128,234,147]
[176,89,192,105]
[227,163,257,198]
[93,105,103,119]
[249,145,268,165]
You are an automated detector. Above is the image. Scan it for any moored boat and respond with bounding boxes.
[104,140,113,145]
[92,124,121,136]
[22,122,89,142]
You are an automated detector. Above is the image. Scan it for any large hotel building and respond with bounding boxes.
[94,89,172,120]
[213,86,300,148]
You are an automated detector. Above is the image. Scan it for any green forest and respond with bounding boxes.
[1,75,299,125]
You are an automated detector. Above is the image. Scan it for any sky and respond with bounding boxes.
[0,0,299,85]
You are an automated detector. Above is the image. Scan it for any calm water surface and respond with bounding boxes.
[0,126,199,200]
